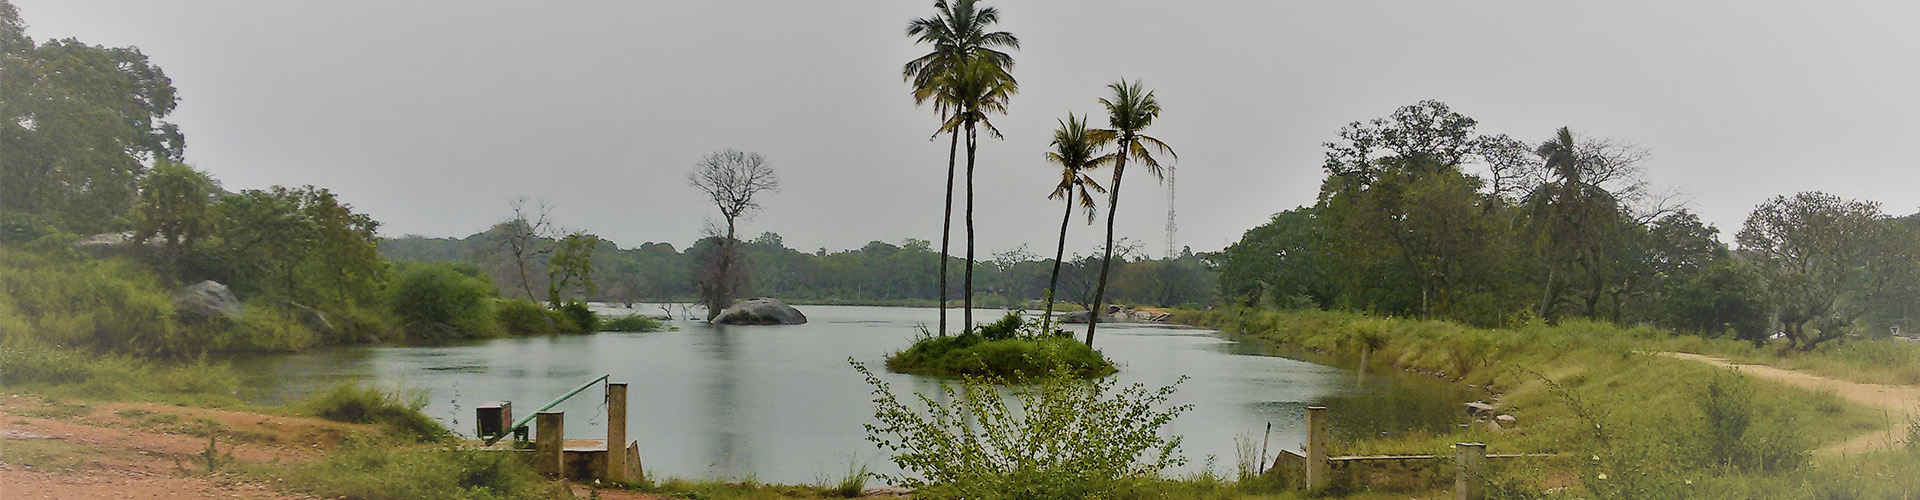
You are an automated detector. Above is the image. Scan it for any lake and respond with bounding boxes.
[231,304,1471,484]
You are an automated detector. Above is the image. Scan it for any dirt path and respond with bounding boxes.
[0,395,358,500]
[1659,352,1920,454]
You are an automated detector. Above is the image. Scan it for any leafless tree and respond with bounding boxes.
[689,149,779,321]
[490,197,558,300]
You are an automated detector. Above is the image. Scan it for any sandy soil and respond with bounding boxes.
[1659,352,1920,454]
[0,395,358,500]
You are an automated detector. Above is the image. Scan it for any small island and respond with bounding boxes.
[885,312,1116,380]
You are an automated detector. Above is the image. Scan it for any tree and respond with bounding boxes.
[1218,207,1329,309]
[0,15,183,231]
[131,161,219,270]
[1086,79,1175,347]
[1039,113,1110,334]
[211,188,317,308]
[490,198,558,300]
[689,149,779,321]
[547,231,599,308]
[1738,192,1910,349]
[1525,127,1651,321]
[905,0,1019,335]
[290,187,384,310]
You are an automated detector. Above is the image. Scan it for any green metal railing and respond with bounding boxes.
[483,374,608,446]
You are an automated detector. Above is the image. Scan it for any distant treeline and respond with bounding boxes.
[382,230,1219,310]
[1215,101,1920,350]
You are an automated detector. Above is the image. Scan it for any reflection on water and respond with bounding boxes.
[230,304,1469,484]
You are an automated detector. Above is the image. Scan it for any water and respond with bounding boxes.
[231,304,1471,483]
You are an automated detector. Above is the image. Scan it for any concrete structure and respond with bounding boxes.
[534,412,564,476]
[1456,442,1487,500]
[1304,406,1329,492]
[526,382,642,482]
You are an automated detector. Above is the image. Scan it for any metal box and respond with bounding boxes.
[476,401,512,438]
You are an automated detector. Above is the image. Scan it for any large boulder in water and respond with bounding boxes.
[714,298,808,325]
[172,281,243,323]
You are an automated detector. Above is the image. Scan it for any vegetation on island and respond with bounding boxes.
[885,312,1114,380]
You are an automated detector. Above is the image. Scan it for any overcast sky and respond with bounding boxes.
[15,1,1920,256]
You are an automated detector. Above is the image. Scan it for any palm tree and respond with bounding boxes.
[1040,113,1111,335]
[930,56,1016,332]
[1085,79,1175,347]
[904,0,1018,335]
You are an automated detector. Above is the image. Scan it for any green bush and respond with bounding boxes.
[887,312,1110,380]
[299,384,449,443]
[494,298,557,335]
[857,362,1189,500]
[555,301,597,333]
[389,263,499,338]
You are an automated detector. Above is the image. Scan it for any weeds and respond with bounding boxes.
[298,384,449,442]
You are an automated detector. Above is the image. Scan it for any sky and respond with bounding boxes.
[14,1,1920,256]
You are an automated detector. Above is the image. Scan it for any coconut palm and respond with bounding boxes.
[1039,113,1111,335]
[1085,79,1175,347]
[928,56,1017,331]
[903,0,1018,335]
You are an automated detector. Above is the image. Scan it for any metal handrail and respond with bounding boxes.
[483,374,609,446]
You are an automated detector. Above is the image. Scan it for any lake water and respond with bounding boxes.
[231,304,1470,484]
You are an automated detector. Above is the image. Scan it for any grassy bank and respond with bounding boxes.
[1185,308,1920,498]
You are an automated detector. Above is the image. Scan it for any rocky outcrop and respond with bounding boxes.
[713,298,807,325]
[171,281,242,323]
[1059,305,1171,324]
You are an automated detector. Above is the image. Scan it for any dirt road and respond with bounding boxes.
[1660,352,1920,454]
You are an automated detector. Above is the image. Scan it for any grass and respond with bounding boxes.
[885,312,1116,381]
[0,344,244,407]
[1184,308,1914,498]
[1658,333,1920,386]
[262,438,563,500]
[0,438,118,473]
[297,384,451,443]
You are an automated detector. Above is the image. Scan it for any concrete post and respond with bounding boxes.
[1305,406,1329,492]
[535,411,564,477]
[1455,442,1486,500]
[606,383,629,482]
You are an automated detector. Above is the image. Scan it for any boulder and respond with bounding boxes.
[713,298,808,325]
[172,281,243,323]
[1464,401,1497,418]
[1495,414,1518,426]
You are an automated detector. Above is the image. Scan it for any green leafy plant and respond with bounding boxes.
[856,360,1189,500]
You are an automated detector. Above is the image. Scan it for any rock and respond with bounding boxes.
[713,298,808,325]
[1464,401,1497,418]
[1495,414,1517,425]
[171,281,242,323]
[1487,420,1504,432]
[1060,310,1095,324]
[286,302,336,337]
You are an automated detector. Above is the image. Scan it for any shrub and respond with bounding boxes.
[494,298,557,335]
[600,314,665,333]
[299,384,449,443]
[857,361,1189,500]
[555,301,598,333]
[887,312,1109,380]
[389,263,498,338]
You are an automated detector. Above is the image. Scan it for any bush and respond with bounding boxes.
[389,263,498,338]
[494,298,557,335]
[600,314,665,333]
[554,301,597,333]
[298,384,449,443]
[857,361,1189,500]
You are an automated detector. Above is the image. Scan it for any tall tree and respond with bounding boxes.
[689,149,779,321]
[930,55,1016,332]
[490,198,558,300]
[1085,79,1175,347]
[904,0,1018,334]
[130,161,219,270]
[1039,113,1110,334]
[1737,192,1910,350]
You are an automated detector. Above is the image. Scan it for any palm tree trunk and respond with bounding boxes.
[1087,152,1129,347]
[1042,192,1074,335]
[938,129,958,335]
[963,122,978,332]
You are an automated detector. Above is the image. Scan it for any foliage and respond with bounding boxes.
[389,262,499,338]
[857,361,1188,500]
[554,300,598,333]
[494,297,559,335]
[298,384,450,443]
[1085,78,1175,347]
[0,344,241,406]
[1738,191,1918,349]
[1216,207,1328,309]
[130,161,219,262]
[546,231,598,308]
[887,313,1113,380]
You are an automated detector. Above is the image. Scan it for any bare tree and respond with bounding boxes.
[491,198,558,300]
[689,149,779,321]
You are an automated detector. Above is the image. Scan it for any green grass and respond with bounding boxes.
[262,438,563,500]
[0,438,118,473]
[296,384,450,443]
[0,344,244,406]
[1185,308,1910,497]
